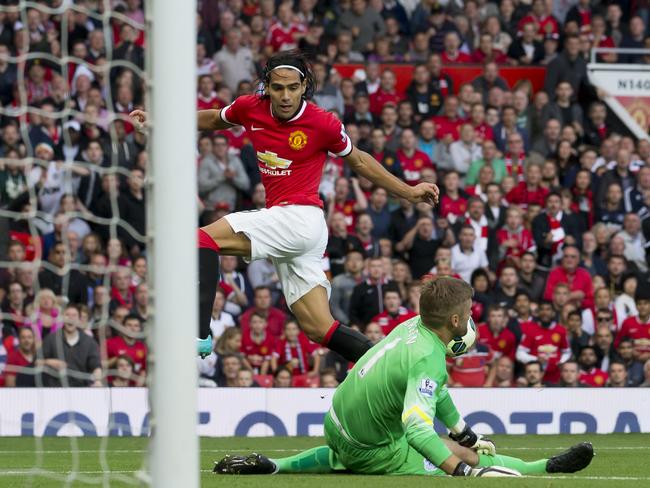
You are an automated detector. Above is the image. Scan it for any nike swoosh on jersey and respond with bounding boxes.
[251,125,264,131]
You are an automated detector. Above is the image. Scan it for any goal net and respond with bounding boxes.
[0,0,198,486]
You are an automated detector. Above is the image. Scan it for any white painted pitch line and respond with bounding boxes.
[0,471,648,481]
[0,446,648,455]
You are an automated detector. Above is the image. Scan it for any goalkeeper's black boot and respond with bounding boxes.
[213,453,278,475]
[546,442,594,473]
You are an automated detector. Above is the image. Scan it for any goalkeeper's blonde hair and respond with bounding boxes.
[419,276,473,329]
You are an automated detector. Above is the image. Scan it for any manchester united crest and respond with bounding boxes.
[288,130,308,150]
[552,333,561,344]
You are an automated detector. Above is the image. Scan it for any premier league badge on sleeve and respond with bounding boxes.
[418,378,436,397]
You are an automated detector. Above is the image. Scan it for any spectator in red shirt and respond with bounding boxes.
[577,345,608,387]
[272,318,320,376]
[3,327,36,387]
[106,314,147,386]
[432,96,464,143]
[506,163,549,211]
[371,289,417,336]
[468,103,494,144]
[241,311,275,375]
[478,305,517,361]
[496,206,536,268]
[110,266,135,311]
[543,245,594,308]
[448,342,494,387]
[396,128,434,186]
[441,31,472,64]
[616,288,650,363]
[472,33,508,64]
[239,286,287,338]
[438,171,468,223]
[368,69,403,116]
[517,0,559,40]
[517,301,571,384]
[196,75,224,111]
[589,15,616,63]
[326,176,368,234]
[266,2,305,52]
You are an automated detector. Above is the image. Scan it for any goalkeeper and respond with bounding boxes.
[215,277,593,477]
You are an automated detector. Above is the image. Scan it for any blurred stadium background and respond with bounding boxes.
[0,0,650,485]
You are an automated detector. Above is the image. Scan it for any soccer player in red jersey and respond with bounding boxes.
[130,51,438,361]
[371,289,417,336]
[616,288,650,363]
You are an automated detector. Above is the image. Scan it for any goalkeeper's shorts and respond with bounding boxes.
[323,410,445,476]
[224,205,330,307]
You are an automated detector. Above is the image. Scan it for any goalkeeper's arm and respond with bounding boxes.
[436,386,496,456]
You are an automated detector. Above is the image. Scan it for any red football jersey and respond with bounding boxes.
[241,331,276,370]
[496,227,536,261]
[579,368,609,388]
[616,316,650,355]
[432,116,465,141]
[448,345,493,386]
[506,182,549,210]
[473,122,494,143]
[273,332,317,375]
[478,323,517,360]
[396,149,434,186]
[266,22,305,52]
[220,127,252,153]
[372,307,418,336]
[334,199,359,234]
[369,89,404,116]
[197,92,224,111]
[439,194,468,221]
[441,51,472,64]
[221,95,352,208]
[106,336,147,374]
[519,322,570,384]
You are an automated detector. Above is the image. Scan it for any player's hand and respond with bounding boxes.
[449,425,496,456]
[407,182,439,206]
[129,109,147,133]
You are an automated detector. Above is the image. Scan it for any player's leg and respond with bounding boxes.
[444,438,594,475]
[197,218,251,351]
[280,264,373,363]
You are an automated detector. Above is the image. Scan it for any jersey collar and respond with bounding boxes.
[270,99,307,123]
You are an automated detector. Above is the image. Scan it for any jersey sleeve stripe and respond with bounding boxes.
[402,406,433,426]
[220,104,234,125]
[333,136,353,158]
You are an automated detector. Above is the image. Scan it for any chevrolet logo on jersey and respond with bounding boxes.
[257,150,293,169]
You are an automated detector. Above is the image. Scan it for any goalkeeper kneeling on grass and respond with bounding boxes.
[215,277,594,478]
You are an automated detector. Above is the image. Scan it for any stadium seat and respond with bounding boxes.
[292,374,320,388]
[254,374,273,388]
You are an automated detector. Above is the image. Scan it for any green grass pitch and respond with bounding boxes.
[0,434,647,487]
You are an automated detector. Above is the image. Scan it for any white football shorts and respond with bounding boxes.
[224,205,330,307]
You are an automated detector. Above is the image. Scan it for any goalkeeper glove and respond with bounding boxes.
[452,462,521,477]
[449,425,496,456]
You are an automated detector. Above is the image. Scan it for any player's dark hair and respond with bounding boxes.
[259,50,315,100]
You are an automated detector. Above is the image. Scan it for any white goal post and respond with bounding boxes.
[146,0,199,487]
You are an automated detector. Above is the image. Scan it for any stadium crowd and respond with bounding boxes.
[1,0,650,390]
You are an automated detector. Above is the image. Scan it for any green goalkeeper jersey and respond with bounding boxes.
[330,315,461,466]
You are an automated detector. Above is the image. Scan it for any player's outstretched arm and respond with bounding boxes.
[344,146,439,206]
[129,109,235,132]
